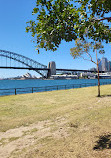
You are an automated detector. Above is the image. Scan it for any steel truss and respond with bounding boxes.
[0,50,48,78]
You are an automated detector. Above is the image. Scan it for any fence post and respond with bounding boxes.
[45,87,47,91]
[32,88,33,93]
[65,85,66,90]
[15,89,16,95]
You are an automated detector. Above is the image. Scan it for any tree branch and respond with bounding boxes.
[85,52,97,65]
[99,17,111,22]
[92,17,111,22]
[79,55,96,65]
[98,56,104,64]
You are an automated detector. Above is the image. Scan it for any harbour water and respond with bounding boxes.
[1,78,111,89]
[0,79,111,96]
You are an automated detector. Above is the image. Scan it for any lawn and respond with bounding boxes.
[0,85,111,158]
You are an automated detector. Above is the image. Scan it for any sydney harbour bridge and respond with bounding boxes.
[0,49,98,78]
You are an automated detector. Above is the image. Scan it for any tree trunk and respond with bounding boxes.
[96,49,100,97]
[97,65,100,97]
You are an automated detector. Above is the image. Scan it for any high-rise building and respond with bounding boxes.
[98,58,102,71]
[108,61,111,72]
[101,57,108,71]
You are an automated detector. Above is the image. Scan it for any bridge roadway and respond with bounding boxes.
[0,50,106,78]
[0,66,106,73]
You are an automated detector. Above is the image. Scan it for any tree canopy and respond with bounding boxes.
[70,38,105,97]
[70,38,105,61]
[26,0,111,52]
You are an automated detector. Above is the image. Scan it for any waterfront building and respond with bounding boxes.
[50,74,78,79]
[22,73,33,78]
[80,72,96,79]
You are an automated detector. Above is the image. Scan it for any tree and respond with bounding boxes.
[70,38,105,97]
[26,0,111,52]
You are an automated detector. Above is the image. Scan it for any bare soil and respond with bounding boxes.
[0,117,69,158]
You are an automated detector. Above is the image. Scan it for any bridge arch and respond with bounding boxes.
[0,50,48,78]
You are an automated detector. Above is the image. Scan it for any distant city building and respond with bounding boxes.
[101,57,108,71]
[98,58,102,71]
[97,57,111,72]
[108,61,111,72]
[90,67,97,72]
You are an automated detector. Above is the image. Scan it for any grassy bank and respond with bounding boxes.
[0,85,111,158]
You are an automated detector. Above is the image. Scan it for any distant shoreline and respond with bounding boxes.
[0,78,42,80]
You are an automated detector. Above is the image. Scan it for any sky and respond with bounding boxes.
[0,0,111,78]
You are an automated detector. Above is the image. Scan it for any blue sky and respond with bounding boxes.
[0,0,111,78]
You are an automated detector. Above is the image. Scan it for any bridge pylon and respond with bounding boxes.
[47,61,56,78]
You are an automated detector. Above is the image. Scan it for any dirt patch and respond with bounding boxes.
[0,117,69,158]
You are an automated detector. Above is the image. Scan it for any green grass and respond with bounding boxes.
[0,137,20,146]
[0,85,111,132]
[0,85,111,158]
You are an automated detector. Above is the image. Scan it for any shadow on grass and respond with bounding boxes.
[93,134,111,150]
[99,95,111,98]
